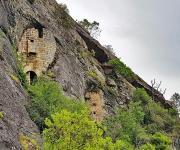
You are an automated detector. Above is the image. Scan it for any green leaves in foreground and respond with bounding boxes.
[43,110,133,150]
[27,76,86,131]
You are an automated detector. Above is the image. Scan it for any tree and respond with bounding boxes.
[79,19,102,38]
[139,143,155,150]
[151,132,172,150]
[104,45,115,55]
[27,76,86,131]
[104,88,177,149]
[171,93,180,114]
[150,79,166,100]
[104,100,147,147]
[43,110,133,150]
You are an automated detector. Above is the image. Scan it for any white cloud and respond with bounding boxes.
[58,0,180,99]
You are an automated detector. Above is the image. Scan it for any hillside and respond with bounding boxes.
[0,0,179,149]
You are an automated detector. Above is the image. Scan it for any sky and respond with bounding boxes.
[58,0,180,99]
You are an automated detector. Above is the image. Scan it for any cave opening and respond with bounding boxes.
[28,21,44,38]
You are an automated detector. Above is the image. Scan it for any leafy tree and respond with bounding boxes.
[171,93,180,114]
[150,132,172,150]
[104,101,147,147]
[27,76,86,131]
[43,110,133,150]
[139,143,155,150]
[79,19,101,38]
[104,88,179,149]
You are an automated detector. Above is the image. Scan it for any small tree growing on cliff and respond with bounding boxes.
[104,45,116,55]
[171,93,180,114]
[150,79,166,100]
[78,19,102,39]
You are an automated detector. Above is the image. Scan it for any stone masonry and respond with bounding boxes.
[18,28,56,83]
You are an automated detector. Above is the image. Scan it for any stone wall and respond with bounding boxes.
[18,28,56,83]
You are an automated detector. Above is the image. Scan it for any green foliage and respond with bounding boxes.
[171,92,180,114]
[104,88,178,149]
[104,101,147,147]
[0,111,3,119]
[46,70,56,78]
[43,109,133,150]
[80,49,95,58]
[133,88,151,105]
[79,19,101,38]
[17,64,27,88]
[19,134,40,150]
[131,88,178,135]
[151,132,172,150]
[12,47,28,88]
[9,74,20,83]
[87,70,104,87]
[27,76,87,131]
[109,58,135,81]
[139,143,155,150]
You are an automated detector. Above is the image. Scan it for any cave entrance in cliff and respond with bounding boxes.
[26,71,37,84]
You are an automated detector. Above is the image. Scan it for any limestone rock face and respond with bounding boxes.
[0,0,172,149]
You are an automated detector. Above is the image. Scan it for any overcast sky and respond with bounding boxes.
[58,0,180,99]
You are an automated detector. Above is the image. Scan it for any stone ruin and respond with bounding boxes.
[18,27,56,84]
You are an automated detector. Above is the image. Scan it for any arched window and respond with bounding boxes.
[26,71,37,84]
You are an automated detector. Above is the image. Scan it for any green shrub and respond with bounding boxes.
[150,132,172,150]
[17,64,27,88]
[43,109,133,150]
[78,19,101,38]
[132,88,151,105]
[109,58,135,81]
[19,134,40,150]
[80,49,95,58]
[12,47,28,88]
[0,112,3,119]
[104,88,179,149]
[87,70,105,88]
[139,143,155,150]
[104,101,146,146]
[27,76,87,131]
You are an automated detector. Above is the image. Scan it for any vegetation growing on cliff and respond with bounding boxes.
[104,88,180,149]
[109,58,135,81]
[26,77,180,150]
[54,3,74,29]
[79,19,102,38]
[27,76,86,131]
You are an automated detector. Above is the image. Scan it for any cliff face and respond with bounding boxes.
[0,0,172,149]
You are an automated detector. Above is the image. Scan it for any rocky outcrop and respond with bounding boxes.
[0,28,40,149]
[0,0,173,149]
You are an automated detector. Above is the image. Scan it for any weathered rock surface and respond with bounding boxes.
[0,0,173,149]
[0,29,40,149]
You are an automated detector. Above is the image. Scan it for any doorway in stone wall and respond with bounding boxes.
[26,71,37,84]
